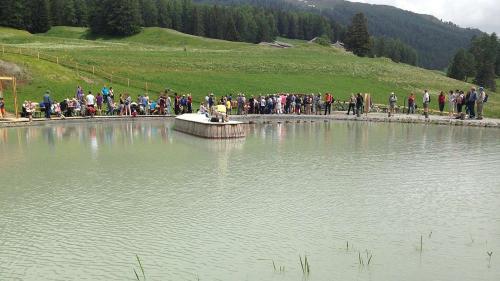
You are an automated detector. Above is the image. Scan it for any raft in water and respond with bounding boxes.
[174,114,247,139]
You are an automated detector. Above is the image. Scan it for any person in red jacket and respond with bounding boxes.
[438,91,446,113]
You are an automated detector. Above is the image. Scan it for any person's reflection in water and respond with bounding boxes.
[43,127,56,150]
[89,127,98,159]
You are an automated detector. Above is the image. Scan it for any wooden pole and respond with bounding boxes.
[111,72,113,84]
[76,63,79,76]
[145,82,148,93]
[2,45,4,55]
[13,77,18,119]
[56,57,59,64]
[127,78,130,88]
[92,66,95,75]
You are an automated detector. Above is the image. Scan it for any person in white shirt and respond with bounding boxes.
[423,90,430,119]
[449,90,458,117]
[86,91,96,117]
[86,91,95,106]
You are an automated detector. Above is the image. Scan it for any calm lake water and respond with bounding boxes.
[0,120,499,281]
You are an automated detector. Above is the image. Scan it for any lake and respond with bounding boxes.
[0,120,499,281]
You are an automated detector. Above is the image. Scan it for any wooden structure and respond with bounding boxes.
[0,76,18,118]
[174,114,246,139]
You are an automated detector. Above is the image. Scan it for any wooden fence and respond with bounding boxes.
[0,44,166,94]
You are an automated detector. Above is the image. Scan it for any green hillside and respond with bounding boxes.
[0,26,498,117]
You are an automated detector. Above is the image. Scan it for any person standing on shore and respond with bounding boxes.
[407,93,416,114]
[86,91,95,117]
[347,94,356,115]
[166,95,171,115]
[423,90,430,119]
[76,86,83,103]
[388,92,397,117]
[476,87,486,120]
[43,90,52,119]
[101,85,109,105]
[438,91,446,113]
[456,91,465,118]
[448,90,457,117]
[468,87,477,119]
[0,97,5,118]
[356,93,364,117]
[324,93,332,115]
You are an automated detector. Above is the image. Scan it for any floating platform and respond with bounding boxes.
[174,114,246,139]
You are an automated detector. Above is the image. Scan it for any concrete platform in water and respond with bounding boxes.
[174,114,246,139]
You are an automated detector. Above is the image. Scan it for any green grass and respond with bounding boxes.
[1,26,498,117]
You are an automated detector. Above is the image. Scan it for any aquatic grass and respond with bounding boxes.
[487,251,493,266]
[358,252,364,266]
[299,255,310,276]
[133,254,146,281]
[420,235,423,253]
[258,258,285,274]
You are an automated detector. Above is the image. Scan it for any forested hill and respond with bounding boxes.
[291,0,484,69]
[199,0,484,69]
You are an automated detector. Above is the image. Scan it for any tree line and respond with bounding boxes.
[0,0,338,43]
[448,33,500,91]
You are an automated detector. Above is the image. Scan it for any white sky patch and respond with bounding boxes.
[350,0,500,34]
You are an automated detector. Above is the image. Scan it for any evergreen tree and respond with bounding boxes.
[191,6,204,36]
[104,0,142,36]
[50,0,63,26]
[287,14,298,39]
[74,0,88,26]
[26,0,51,33]
[168,0,182,31]
[0,0,25,29]
[255,12,272,42]
[140,0,158,27]
[447,49,468,81]
[344,13,371,57]
[277,12,288,37]
[156,0,171,28]
[61,0,76,26]
[470,33,498,91]
[180,0,192,34]
[224,14,239,41]
[88,0,106,34]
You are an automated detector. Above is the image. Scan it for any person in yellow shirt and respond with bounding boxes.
[226,99,232,115]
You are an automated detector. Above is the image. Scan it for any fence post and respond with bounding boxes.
[145,82,148,93]
[92,66,95,75]
[127,78,130,88]
[19,48,22,55]
[2,45,4,55]
[76,63,79,76]
[111,72,113,84]
[56,57,59,64]
[37,52,40,60]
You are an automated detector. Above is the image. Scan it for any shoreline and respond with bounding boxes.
[0,112,499,129]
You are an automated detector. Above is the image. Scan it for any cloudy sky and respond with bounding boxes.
[351,0,500,34]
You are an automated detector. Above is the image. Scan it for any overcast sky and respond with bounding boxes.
[351,0,500,34]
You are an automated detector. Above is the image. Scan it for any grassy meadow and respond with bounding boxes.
[0,26,498,117]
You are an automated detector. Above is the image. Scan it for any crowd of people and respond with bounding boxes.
[15,84,490,121]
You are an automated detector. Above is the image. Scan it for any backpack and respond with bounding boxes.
[428,94,431,103]
[483,93,489,103]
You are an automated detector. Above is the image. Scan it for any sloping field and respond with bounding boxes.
[0,26,497,116]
